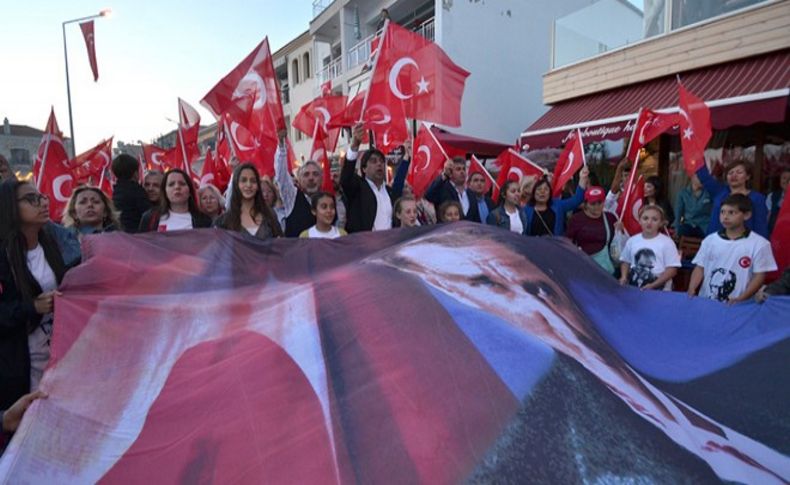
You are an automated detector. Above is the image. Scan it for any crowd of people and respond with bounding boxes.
[0,123,787,447]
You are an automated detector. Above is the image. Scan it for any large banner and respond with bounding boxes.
[1,224,788,483]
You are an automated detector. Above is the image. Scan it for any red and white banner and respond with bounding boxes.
[79,21,99,82]
[551,129,585,197]
[407,123,449,198]
[33,108,72,221]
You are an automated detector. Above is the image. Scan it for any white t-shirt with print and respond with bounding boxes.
[620,233,681,290]
[158,211,193,232]
[692,231,777,302]
[26,244,57,392]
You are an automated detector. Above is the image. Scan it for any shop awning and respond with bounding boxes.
[521,49,790,149]
[431,126,511,158]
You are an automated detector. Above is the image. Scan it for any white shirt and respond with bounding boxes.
[158,211,193,232]
[27,245,57,392]
[692,231,777,302]
[307,225,343,239]
[366,177,393,231]
[507,207,523,234]
[245,225,260,236]
[620,233,681,290]
[455,184,470,216]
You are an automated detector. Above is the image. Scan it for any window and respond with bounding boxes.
[303,52,311,79]
[10,148,30,165]
[292,59,300,85]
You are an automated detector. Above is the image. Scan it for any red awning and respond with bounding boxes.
[431,126,511,158]
[522,49,790,149]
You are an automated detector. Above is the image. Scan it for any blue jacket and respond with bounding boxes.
[696,166,768,237]
[523,186,584,236]
[486,206,527,235]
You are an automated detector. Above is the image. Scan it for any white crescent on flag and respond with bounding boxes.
[561,152,575,175]
[233,71,267,110]
[315,107,331,129]
[200,173,215,187]
[367,104,392,125]
[507,167,524,182]
[231,122,257,151]
[388,57,419,100]
[53,174,72,202]
[416,145,432,172]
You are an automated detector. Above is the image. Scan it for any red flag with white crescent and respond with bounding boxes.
[492,149,545,202]
[406,123,448,199]
[618,174,645,235]
[68,137,113,185]
[677,81,712,176]
[551,129,585,197]
[625,108,679,163]
[311,123,335,195]
[467,155,495,195]
[33,108,73,221]
[79,21,99,82]
[293,95,347,152]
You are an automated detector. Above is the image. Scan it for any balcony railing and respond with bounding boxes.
[345,17,435,71]
[317,56,343,85]
[312,0,332,18]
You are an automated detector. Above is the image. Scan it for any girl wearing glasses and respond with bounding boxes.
[0,180,69,412]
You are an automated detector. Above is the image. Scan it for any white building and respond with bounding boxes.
[309,0,591,146]
[1,117,72,177]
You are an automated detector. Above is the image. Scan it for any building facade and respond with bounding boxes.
[521,0,790,201]
[1,117,73,177]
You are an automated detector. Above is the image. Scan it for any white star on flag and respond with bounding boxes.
[683,127,694,140]
[416,76,430,94]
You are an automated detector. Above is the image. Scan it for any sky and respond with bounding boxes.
[0,1,313,153]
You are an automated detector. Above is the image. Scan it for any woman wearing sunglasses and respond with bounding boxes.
[0,180,72,415]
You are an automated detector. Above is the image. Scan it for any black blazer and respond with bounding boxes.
[284,190,316,238]
[138,209,212,232]
[425,177,486,223]
[340,156,398,233]
[112,179,152,234]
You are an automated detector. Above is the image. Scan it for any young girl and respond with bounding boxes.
[215,163,282,240]
[139,169,212,232]
[619,204,681,290]
[62,186,119,239]
[486,180,527,234]
[438,200,463,223]
[393,196,418,228]
[299,192,347,239]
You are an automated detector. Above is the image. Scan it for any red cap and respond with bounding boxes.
[584,186,605,203]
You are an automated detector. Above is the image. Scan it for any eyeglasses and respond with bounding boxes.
[17,193,49,207]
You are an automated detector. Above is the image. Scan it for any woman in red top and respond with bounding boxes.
[566,186,618,275]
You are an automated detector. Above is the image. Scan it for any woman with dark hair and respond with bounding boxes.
[525,166,589,237]
[643,175,674,228]
[0,180,70,410]
[139,169,211,232]
[486,180,527,234]
[214,163,282,239]
[61,186,119,239]
[696,160,767,237]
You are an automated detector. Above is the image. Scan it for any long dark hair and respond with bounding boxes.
[224,163,282,236]
[0,180,66,331]
[159,169,201,218]
[499,180,520,206]
[644,175,666,204]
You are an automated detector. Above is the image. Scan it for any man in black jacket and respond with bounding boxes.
[111,154,150,233]
[341,124,409,233]
[425,157,484,223]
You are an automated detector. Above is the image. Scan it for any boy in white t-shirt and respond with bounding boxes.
[688,194,777,303]
[619,204,680,290]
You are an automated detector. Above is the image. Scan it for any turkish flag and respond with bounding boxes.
[98,165,115,197]
[467,155,495,195]
[366,21,470,127]
[769,196,790,277]
[678,82,712,176]
[200,149,230,193]
[618,174,645,235]
[79,21,98,82]
[371,105,408,154]
[222,112,276,177]
[311,124,335,195]
[33,108,73,222]
[328,89,366,129]
[175,98,201,179]
[625,108,679,162]
[201,37,284,165]
[551,129,585,197]
[406,123,449,199]
[68,137,113,185]
[142,144,178,172]
[492,149,545,202]
[320,80,332,97]
[293,95,347,152]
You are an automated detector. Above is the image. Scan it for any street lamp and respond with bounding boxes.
[62,8,111,157]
